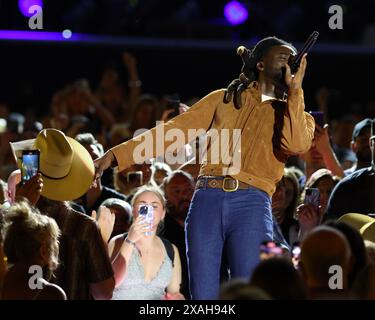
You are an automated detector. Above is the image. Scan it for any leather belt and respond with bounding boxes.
[196,176,251,192]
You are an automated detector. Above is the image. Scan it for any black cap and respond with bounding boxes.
[352,118,373,141]
[249,36,297,64]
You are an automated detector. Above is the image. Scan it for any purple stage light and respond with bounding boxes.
[0,30,80,41]
[18,0,43,18]
[224,1,248,26]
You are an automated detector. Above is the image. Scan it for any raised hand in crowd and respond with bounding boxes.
[92,206,116,244]
[15,173,43,205]
[297,203,322,240]
[313,124,344,177]
[93,150,117,185]
[122,52,137,73]
[126,215,151,244]
[123,51,142,112]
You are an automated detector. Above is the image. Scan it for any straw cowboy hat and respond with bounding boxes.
[33,128,95,201]
[338,213,375,243]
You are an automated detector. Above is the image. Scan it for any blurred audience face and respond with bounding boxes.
[101,68,119,88]
[332,119,355,149]
[7,170,21,204]
[102,86,125,114]
[315,176,336,214]
[164,173,194,222]
[64,81,92,116]
[272,176,296,224]
[67,91,89,115]
[134,103,155,129]
[352,127,371,163]
[153,169,169,186]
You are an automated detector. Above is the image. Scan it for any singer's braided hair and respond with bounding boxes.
[223,46,256,109]
[223,37,296,109]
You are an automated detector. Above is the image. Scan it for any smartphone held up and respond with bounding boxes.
[21,150,40,183]
[139,204,154,236]
[304,188,320,207]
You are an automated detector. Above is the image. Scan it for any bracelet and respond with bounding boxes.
[125,237,136,247]
[125,237,142,256]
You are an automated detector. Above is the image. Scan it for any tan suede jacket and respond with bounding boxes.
[112,82,315,196]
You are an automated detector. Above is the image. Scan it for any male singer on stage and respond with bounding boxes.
[94,36,315,299]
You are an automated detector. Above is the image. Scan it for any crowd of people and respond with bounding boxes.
[0,40,374,300]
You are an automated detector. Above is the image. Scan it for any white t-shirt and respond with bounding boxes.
[261,94,275,102]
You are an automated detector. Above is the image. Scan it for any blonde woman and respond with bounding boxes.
[1,201,66,300]
[108,185,184,300]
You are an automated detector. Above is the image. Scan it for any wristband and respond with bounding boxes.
[125,237,136,247]
[125,237,142,256]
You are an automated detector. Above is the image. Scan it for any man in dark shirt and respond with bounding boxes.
[327,119,375,219]
[162,170,195,299]
[344,118,372,176]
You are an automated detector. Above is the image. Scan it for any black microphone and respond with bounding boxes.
[289,31,319,74]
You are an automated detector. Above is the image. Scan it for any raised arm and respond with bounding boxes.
[94,89,222,179]
[280,54,315,155]
[123,52,142,115]
[108,216,150,287]
[313,124,344,177]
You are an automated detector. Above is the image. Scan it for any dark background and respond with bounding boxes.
[0,0,375,116]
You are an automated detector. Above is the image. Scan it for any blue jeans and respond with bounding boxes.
[185,187,273,300]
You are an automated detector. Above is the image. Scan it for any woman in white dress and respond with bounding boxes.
[108,185,184,300]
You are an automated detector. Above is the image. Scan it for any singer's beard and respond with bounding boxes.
[265,67,288,94]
